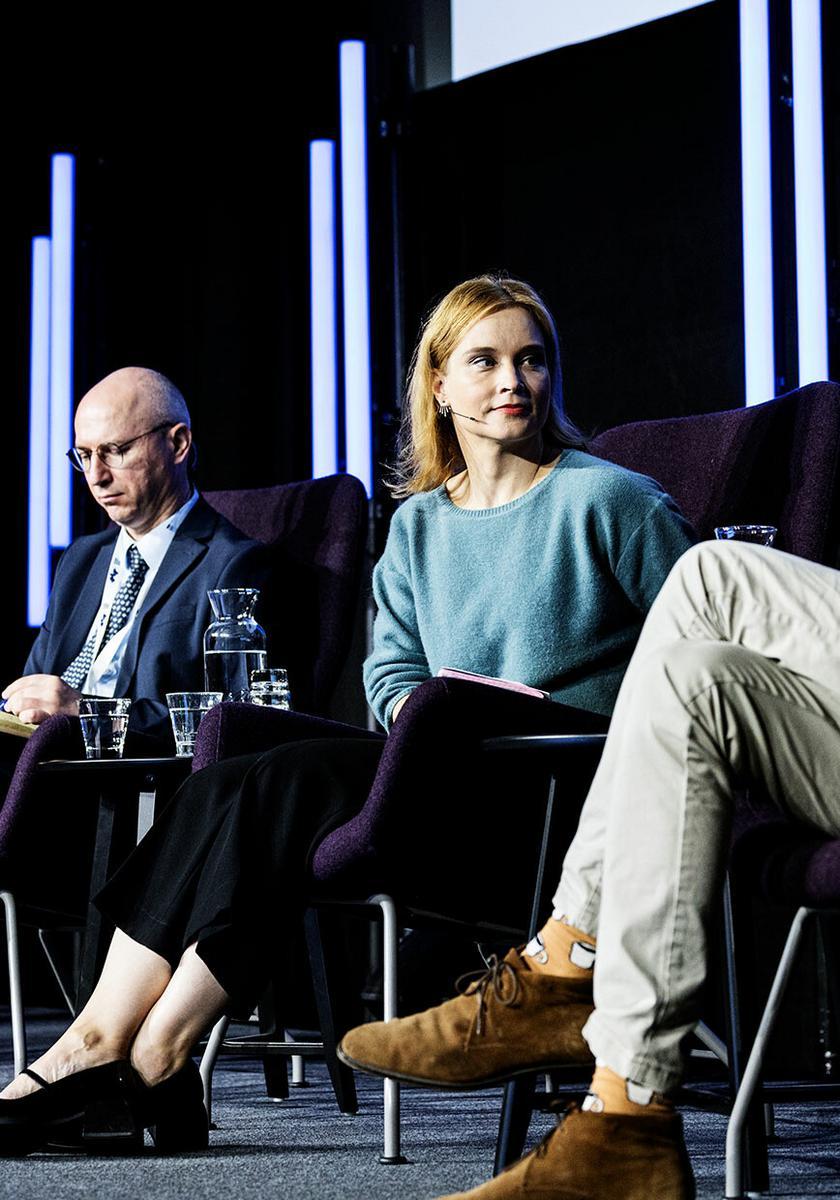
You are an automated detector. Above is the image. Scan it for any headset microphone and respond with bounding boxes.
[448,409,484,423]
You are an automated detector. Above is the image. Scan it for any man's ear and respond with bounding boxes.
[170,424,192,465]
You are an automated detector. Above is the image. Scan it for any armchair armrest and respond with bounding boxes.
[191,702,379,772]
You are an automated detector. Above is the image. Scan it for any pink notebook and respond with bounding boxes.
[437,667,549,700]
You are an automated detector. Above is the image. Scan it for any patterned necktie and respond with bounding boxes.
[61,544,149,690]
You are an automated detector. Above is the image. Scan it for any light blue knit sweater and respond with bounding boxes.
[364,450,697,727]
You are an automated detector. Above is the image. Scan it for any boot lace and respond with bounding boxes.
[454,954,521,1036]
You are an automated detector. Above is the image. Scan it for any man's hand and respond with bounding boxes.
[1,675,81,725]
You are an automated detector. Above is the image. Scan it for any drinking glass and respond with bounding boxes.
[166,692,223,757]
[714,524,777,546]
[78,698,132,760]
[249,667,291,710]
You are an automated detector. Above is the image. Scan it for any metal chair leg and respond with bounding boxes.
[494,1076,537,1173]
[291,1054,307,1086]
[1,891,27,1075]
[494,771,558,1173]
[722,874,769,1194]
[37,929,77,1018]
[370,894,407,1164]
[256,982,290,1100]
[763,1103,775,1139]
[303,907,359,1115]
[200,1014,231,1127]
[725,907,811,1199]
[696,1021,728,1066]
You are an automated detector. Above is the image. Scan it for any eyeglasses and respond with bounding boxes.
[66,422,174,473]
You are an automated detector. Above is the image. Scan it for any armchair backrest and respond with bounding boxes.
[588,382,840,566]
[204,474,368,716]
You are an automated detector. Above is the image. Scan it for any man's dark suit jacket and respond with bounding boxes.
[24,497,269,746]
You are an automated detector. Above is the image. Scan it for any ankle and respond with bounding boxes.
[522,915,596,979]
[131,1035,190,1087]
[39,1025,126,1078]
[131,1052,179,1088]
[583,1064,673,1116]
[63,1023,127,1058]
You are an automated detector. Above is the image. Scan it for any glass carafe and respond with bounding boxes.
[203,588,267,701]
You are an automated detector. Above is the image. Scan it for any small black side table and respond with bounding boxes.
[37,756,192,1008]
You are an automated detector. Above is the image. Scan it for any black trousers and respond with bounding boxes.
[96,683,608,1010]
[97,737,384,1009]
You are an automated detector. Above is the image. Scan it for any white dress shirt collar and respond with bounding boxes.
[82,489,200,695]
[113,488,200,577]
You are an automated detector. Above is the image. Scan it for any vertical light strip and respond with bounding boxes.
[791,0,828,384]
[310,139,339,478]
[49,153,75,547]
[28,237,52,627]
[739,0,775,405]
[340,40,373,496]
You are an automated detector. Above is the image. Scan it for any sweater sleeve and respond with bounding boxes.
[613,490,698,613]
[363,514,432,729]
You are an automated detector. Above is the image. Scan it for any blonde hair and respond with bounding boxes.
[390,274,584,497]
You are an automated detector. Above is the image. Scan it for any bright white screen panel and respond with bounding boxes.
[452,0,713,81]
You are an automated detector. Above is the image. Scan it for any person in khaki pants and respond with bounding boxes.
[340,538,840,1200]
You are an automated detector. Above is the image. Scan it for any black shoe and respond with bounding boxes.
[0,1062,140,1157]
[138,1058,209,1153]
[49,1058,209,1156]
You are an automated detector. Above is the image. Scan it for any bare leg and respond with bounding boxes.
[130,944,229,1086]
[1,928,172,1098]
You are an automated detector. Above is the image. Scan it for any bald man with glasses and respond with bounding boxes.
[3,367,268,747]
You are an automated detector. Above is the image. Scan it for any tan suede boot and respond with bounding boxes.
[337,947,593,1088]
[440,1104,695,1199]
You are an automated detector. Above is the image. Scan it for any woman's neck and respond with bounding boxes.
[446,438,560,510]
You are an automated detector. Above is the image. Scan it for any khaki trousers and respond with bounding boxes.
[553,540,840,1092]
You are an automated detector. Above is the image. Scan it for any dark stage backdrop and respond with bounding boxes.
[3,22,357,684]
[396,1,745,446]
[2,2,815,683]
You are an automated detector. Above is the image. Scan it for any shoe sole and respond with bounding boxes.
[0,1111,88,1158]
[336,1045,592,1089]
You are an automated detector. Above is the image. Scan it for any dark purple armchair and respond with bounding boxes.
[588,381,840,563]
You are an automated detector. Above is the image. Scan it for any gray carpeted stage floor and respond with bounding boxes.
[2,1011,840,1198]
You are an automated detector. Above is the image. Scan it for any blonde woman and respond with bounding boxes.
[0,275,694,1156]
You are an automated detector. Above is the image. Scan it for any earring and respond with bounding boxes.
[437,401,451,419]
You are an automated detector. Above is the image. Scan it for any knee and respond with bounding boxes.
[250,737,381,798]
[667,537,763,596]
[662,539,724,593]
[650,540,766,641]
